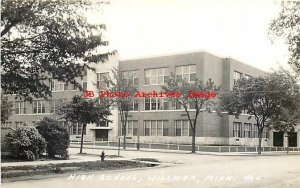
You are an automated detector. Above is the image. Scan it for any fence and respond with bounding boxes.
[70,140,300,153]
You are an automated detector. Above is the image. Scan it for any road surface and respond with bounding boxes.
[2,149,300,188]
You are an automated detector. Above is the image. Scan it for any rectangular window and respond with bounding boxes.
[129,98,139,111]
[15,101,26,114]
[77,123,83,135]
[97,120,109,127]
[145,98,151,111]
[252,124,259,138]
[233,71,243,85]
[50,80,68,91]
[72,123,77,135]
[3,122,12,127]
[144,121,150,136]
[157,121,163,136]
[144,98,169,111]
[49,100,56,114]
[263,128,268,138]
[97,72,109,89]
[244,123,252,138]
[72,84,77,90]
[33,101,45,114]
[174,101,194,110]
[245,74,252,80]
[175,65,196,82]
[175,121,182,136]
[123,70,139,86]
[122,120,138,136]
[151,120,156,135]
[175,120,190,136]
[72,123,86,135]
[82,75,87,90]
[144,67,169,85]
[144,120,168,136]
[175,101,182,110]
[233,122,242,138]
[15,121,24,128]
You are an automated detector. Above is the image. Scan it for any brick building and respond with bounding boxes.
[3,51,299,147]
[3,55,119,142]
[120,51,271,146]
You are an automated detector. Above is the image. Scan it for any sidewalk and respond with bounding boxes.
[3,145,300,168]
[1,152,135,167]
[70,144,300,156]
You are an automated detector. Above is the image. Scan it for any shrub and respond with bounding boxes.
[5,127,46,161]
[36,117,70,159]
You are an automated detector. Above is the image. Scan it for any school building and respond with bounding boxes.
[3,51,299,147]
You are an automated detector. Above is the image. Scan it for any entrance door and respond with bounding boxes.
[273,132,284,147]
[95,130,108,141]
[288,133,297,147]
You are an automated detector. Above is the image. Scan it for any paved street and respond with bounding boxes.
[2,148,300,188]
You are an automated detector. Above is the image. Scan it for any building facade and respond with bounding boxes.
[119,51,299,147]
[3,51,299,147]
[3,55,119,142]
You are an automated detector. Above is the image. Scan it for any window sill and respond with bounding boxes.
[140,109,197,112]
[15,113,54,115]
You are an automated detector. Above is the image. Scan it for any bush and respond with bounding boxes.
[36,117,70,159]
[5,127,46,161]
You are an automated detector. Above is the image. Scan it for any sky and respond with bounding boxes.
[100,0,289,72]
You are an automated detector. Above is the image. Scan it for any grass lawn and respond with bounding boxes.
[1,160,159,181]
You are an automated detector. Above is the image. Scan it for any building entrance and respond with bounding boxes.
[95,130,108,141]
[288,132,297,147]
[273,132,284,147]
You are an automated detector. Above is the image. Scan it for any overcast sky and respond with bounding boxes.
[101,0,289,72]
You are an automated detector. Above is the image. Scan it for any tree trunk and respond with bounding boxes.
[123,128,126,149]
[287,136,289,154]
[192,128,196,153]
[258,131,262,155]
[79,123,85,154]
[123,112,128,149]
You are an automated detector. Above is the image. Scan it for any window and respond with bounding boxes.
[82,76,87,90]
[233,122,242,138]
[174,101,194,110]
[97,72,109,89]
[244,123,252,138]
[129,98,139,111]
[123,70,139,86]
[144,67,169,85]
[245,74,252,80]
[175,65,196,82]
[49,100,57,113]
[144,121,150,136]
[33,101,45,114]
[144,98,169,110]
[72,123,86,135]
[252,124,259,138]
[175,101,182,110]
[144,120,168,136]
[97,120,109,127]
[175,120,191,136]
[263,128,268,138]
[122,120,138,136]
[15,121,24,128]
[242,108,251,115]
[233,71,243,85]
[15,101,26,114]
[3,122,12,127]
[50,80,68,91]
